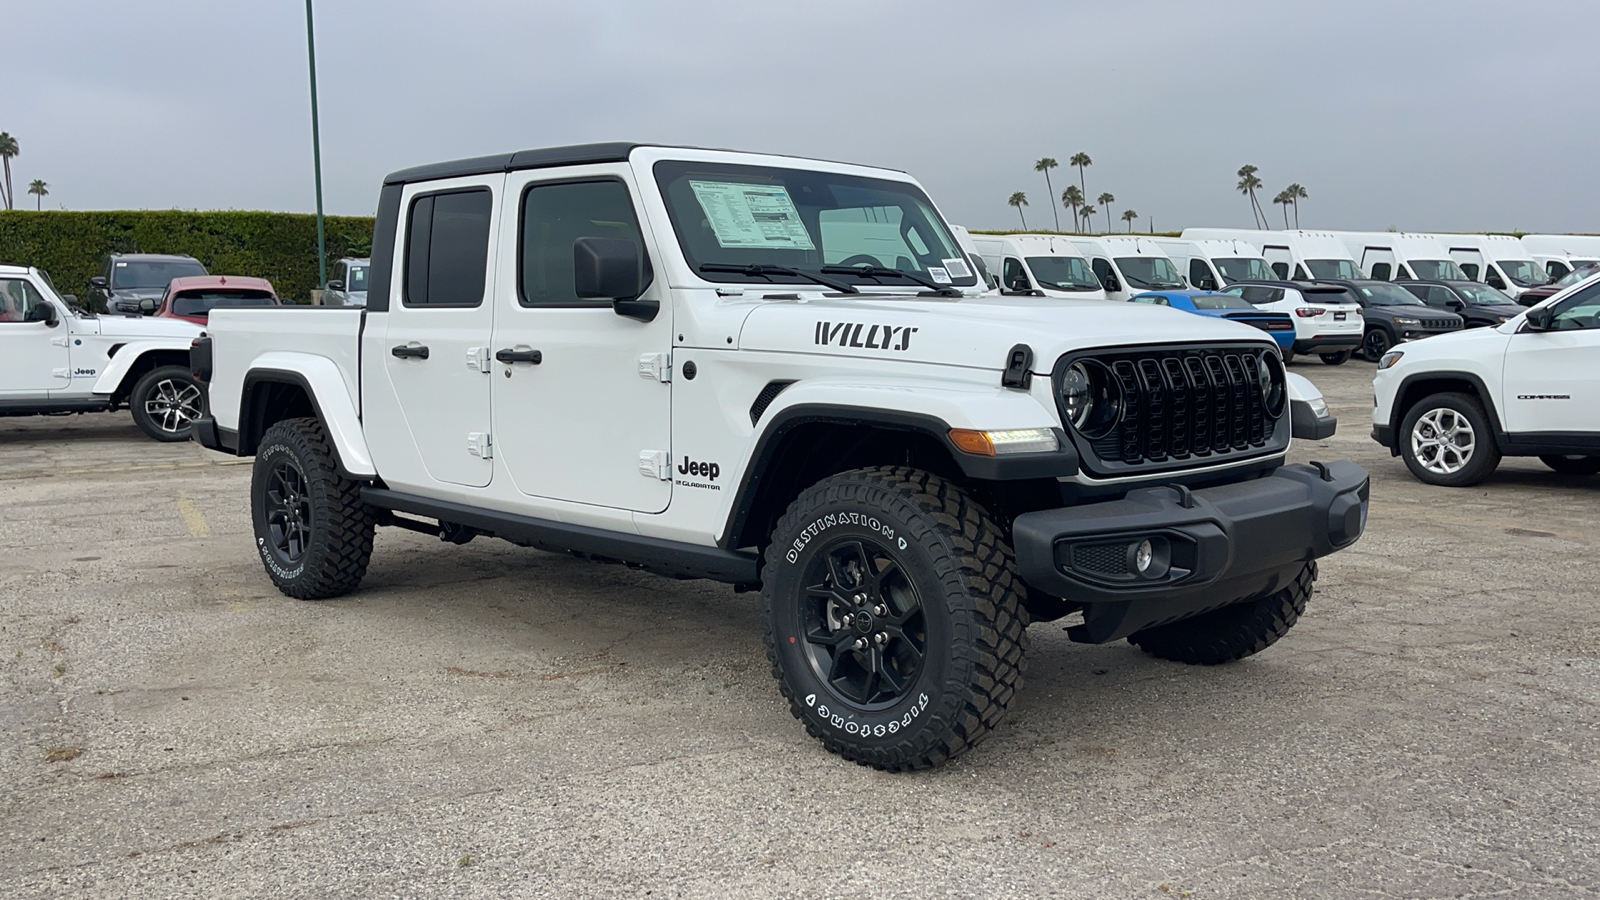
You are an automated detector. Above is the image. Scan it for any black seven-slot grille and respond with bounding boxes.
[1422,318,1458,330]
[1065,345,1285,474]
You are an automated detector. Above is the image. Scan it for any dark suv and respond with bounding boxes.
[88,253,208,315]
[1395,280,1525,328]
[1307,279,1463,360]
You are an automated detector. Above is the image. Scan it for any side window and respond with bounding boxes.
[1090,258,1113,285]
[1549,283,1600,331]
[1239,286,1282,305]
[1271,262,1289,279]
[0,278,49,323]
[1293,264,1309,280]
[1395,264,1412,280]
[404,188,493,307]
[1370,262,1392,281]
[1546,261,1568,280]
[1484,266,1507,289]
[1459,262,1480,280]
[520,180,650,307]
[1427,287,1455,307]
[1002,258,1030,291]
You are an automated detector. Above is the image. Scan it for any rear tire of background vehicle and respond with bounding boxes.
[1128,562,1315,665]
[1282,348,1296,365]
[130,365,205,442]
[1399,392,1501,487]
[1362,328,1392,361]
[1539,455,1600,476]
[1319,350,1351,365]
[761,466,1027,771]
[251,417,374,600]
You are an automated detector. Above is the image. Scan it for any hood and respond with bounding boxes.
[91,311,204,339]
[738,293,1277,372]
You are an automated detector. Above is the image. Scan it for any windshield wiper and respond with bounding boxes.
[820,264,962,297]
[699,263,858,294]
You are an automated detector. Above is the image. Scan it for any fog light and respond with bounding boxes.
[1133,539,1154,574]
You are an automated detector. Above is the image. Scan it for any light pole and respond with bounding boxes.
[304,0,327,293]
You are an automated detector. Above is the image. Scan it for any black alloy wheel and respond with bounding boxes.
[264,460,314,565]
[799,538,927,708]
[1363,328,1392,361]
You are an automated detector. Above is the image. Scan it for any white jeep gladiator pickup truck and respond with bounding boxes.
[1,264,206,441]
[195,143,1367,770]
[1373,271,1600,485]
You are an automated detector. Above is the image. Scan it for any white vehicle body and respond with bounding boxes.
[969,234,1107,300]
[1420,234,1547,298]
[1222,282,1364,360]
[1519,234,1600,282]
[1372,272,1600,483]
[1180,229,1363,282]
[1068,237,1184,302]
[197,143,1366,770]
[1333,232,1466,283]
[1151,238,1275,291]
[0,264,206,439]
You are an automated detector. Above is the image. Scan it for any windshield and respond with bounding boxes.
[1304,259,1360,280]
[112,260,207,290]
[1213,257,1275,284]
[1455,283,1516,305]
[654,160,975,290]
[1496,259,1548,287]
[1113,256,1185,289]
[1192,294,1255,310]
[170,289,275,318]
[1357,283,1427,306]
[348,265,369,292]
[1409,259,1468,281]
[1025,256,1100,291]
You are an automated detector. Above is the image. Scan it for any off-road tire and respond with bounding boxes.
[1539,455,1600,476]
[1399,392,1501,487]
[1128,561,1316,665]
[761,466,1027,771]
[251,417,374,600]
[1319,350,1352,365]
[130,365,205,442]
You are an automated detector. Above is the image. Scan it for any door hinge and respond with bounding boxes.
[638,352,672,383]
[638,449,671,480]
[52,367,70,379]
[467,346,492,373]
[468,432,493,459]
[50,336,70,347]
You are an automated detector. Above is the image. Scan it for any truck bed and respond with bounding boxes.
[205,307,364,436]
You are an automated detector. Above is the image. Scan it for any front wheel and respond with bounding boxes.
[251,418,375,600]
[1540,455,1600,476]
[130,365,205,442]
[1399,392,1501,486]
[1319,350,1352,365]
[1362,328,1393,361]
[761,467,1027,771]
[1129,562,1315,665]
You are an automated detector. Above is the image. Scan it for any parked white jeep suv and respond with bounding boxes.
[0,264,206,441]
[1373,272,1600,484]
[194,143,1367,770]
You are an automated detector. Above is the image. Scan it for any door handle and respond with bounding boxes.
[391,344,430,360]
[495,348,542,364]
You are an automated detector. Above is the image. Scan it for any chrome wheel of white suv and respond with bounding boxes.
[1399,393,1501,487]
[1412,408,1475,475]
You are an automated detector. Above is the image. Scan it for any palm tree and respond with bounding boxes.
[0,132,17,211]
[1079,205,1097,233]
[1273,189,1293,228]
[1097,192,1115,233]
[1236,164,1264,228]
[1007,191,1029,230]
[27,179,47,210]
[1286,183,1308,228]
[1069,152,1092,215]
[1121,209,1138,232]
[1034,158,1060,231]
[1061,185,1084,233]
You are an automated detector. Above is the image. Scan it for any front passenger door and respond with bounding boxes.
[0,277,69,397]
[1502,283,1600,434]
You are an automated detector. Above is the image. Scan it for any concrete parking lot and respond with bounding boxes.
[3,358,1597,899]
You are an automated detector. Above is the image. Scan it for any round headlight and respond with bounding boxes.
[1058,359,1122,438]
[1061,362,1095,429]
[1257,351,1287,418]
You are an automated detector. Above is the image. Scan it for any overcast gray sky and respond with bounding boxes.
[6,0,1596,234]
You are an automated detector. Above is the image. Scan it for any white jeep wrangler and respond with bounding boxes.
[195,143,1367,769]
[1373,271,1600,484]
[0,264,207,441]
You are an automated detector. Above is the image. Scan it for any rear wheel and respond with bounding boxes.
[1539,455,1600,476]
[251,418,375,599]
[1362,328,1393,361]
[130,365,204,442]
[1319,350,1352,365]
[1399,392,1501,486]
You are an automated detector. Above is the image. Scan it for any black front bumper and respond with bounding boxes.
[1012,461,1369,643]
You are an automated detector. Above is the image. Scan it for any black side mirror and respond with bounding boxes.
[1197,276,1217,291]
[1103,275,1121,293]
[25,304,59,327]
[1524,306,1554,331]
[138,297,159,314]
[326,279,344,291]
[574,236,656,322]
[89,276,109,290]
[1445,299,1464,312]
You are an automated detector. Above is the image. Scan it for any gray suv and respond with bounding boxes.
[89,253,207,315]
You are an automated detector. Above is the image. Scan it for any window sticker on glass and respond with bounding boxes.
[941,257,972,279]
[928,267,951,284]
[689,181,816,251]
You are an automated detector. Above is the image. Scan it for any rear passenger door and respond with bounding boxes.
[377,176,501,489]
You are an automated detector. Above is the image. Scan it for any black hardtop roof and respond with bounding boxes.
[110,252,200,261]
[382,142,906,187]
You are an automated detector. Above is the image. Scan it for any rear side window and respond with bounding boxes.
[520,180,650,307]
[1238,286,1283,305]
[405,188,492,307]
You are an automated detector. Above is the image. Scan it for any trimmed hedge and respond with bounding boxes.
[0,210,375,303]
